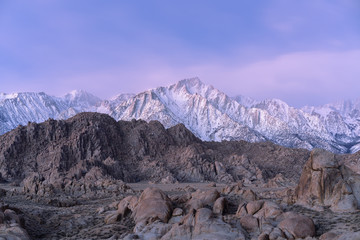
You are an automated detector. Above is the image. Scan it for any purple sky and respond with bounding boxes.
[0,0,359,107]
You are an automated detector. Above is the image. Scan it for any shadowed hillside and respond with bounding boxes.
[0,112,310,184]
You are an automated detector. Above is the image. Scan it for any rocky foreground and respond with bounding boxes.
[0,113,359,239]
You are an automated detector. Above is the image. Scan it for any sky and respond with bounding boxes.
[0,0,359,107]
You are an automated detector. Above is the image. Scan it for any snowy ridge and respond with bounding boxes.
[1,78,360,153]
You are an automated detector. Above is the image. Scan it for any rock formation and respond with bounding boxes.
[105,186,317,240]
[295,149,360,212]
[0,112,310,189]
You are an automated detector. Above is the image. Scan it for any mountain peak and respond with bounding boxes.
[172,77,216,96]
[63,90,101,107]
[179,77,202,85]
[64,89,93,99]
[0,92,19,101]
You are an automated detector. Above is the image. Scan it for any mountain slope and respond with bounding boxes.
[1,78,360,153]
[0,90,102,135]
[0,92,67,134]
[109,80,265,142]
[106,78,360,153]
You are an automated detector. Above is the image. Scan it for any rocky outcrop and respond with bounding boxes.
[185,189,220,212]
[132,188,173,225]
[121,187,246,240]
[295,149,360,212]
[161,207,246,240]
[0,112,310,191]
[116,186,319,240]
[22,172,133,199]
[4,79,360,154]
[236,198,316,239]
[277,212,315,239]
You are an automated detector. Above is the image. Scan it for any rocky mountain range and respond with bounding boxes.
[1,78,360,153]
[0,112,309,184]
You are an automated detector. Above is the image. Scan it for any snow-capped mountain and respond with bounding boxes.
[108,79,265,142]
[1,78,360,153]
[0,90,101,134]
[0,92,66,134]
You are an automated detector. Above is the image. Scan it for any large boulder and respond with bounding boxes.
[117,195,138,217]
[132,220,172,240]
[185,189,220,211]
[295,149,359,212]
[132,187,172,224]
[213,197,227,215]
[278,212,315,239]
[239,214,259,232]
[236,200,282,220]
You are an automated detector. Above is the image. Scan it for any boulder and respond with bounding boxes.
[222,182,243,195]
[168,208,183,224]
[246,200,264,215]
[236,200,283,221]
[172,208,183,217]
[132,187,172,224]
[117,195,138,217]
[161,208,246,240]
[262,201,283,219]
[133,220,172,240]
[295,149,359,212]
[185,189,220,211]
[278,213,315,238]
[319,231,340,240]
[194,208,213,224]
[236,202,248,218]
[243,189,258,202]
[269,227,285,240]
[239,214,259,232]
[213,197,226,215]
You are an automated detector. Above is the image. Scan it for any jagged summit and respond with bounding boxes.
[0,92,20,100]
[63,90,101,108]
[1,79,360,153]
[177,77,203,87]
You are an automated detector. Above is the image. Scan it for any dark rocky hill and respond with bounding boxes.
[0,112,310,185]
[2,112,360,239]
